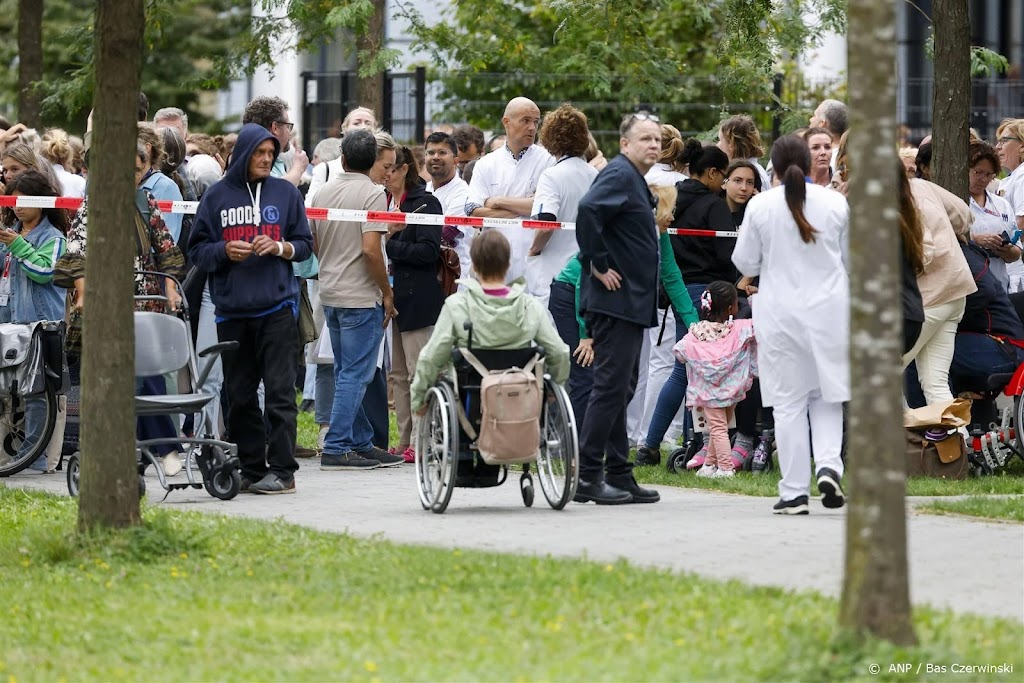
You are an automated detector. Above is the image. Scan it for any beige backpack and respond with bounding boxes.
[456,349,544,465]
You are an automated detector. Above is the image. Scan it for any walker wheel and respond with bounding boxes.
[66,453,80,497]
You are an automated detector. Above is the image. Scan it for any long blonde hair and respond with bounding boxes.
[649,184,677,230]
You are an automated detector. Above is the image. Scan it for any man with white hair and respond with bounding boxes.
[466,97,554,283]
[809,99,848,142]
[153,107,189,139]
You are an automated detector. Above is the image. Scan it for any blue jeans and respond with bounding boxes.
[323,305,384,455]
[548,281,594,428]
[643,283,706,450]
[24,396,49,470]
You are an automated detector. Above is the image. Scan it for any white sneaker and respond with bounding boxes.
[712,468,735,478]
[162,452,183,477]
[695,463,717,478]
[317,425,328,451]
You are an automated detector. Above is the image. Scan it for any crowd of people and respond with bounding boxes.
[1,90,1022,512]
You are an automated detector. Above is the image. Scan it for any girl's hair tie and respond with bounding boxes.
[700,289,713,312]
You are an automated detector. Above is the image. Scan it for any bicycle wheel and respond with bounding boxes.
[0,384,58,477]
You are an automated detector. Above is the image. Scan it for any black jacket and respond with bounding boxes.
[385,182,444,332]
[669,178,737,285]
[959,241,1024,338]
[577,154,660,328]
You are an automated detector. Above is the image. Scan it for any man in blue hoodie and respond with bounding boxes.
[188,123,313,495]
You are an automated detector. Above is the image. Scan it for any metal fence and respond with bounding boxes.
[300,69,1024,152]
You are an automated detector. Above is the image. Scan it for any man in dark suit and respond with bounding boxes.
[575,112,664,505]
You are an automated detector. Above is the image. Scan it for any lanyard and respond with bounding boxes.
[246,181,262,221]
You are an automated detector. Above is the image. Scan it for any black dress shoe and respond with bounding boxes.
[606,473,661,503]
[574,478,633,505]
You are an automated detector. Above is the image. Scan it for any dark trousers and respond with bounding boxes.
[548,281,594,427]
[362,366,390,449]
[579,313,645,481]
[136,375,177,457]
[218,308,300,481]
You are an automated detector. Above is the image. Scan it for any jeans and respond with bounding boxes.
[548,281,594,428]
[136,375,178,457]
[323,305,384,455]
[218,308,300,481]
[643,283,706,449]
[23,396,49,470]
[315,361,388,449]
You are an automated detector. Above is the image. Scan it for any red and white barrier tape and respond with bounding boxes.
[0,195,737,237]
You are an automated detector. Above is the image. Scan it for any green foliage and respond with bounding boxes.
[922,34,1009,79]
[0,0,402,132]
[395,0,847,146]
[2,485,1022,681]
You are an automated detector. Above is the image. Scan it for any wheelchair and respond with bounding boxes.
[964,363,1024,476]
[414,324,579,514]
[0,320,65,477]
[65,271,241,500]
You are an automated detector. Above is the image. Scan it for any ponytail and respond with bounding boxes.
[783,165,817,243]
[772,135,818,244]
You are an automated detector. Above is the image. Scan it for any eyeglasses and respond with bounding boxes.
[623,111,660,125]
[997,136,1021,144]
[971,168,996,179]
[276,121,294,132]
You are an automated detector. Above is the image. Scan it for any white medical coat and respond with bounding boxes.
[731,184,851,406]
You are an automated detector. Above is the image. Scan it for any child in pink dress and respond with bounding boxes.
[674,281,757,478]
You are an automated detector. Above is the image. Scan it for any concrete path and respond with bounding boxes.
[6,465,1023,622]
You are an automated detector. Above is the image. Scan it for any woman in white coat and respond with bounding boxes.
[732,135,851,515]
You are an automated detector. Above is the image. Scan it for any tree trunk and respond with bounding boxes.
[77,0,145,531]
[839,0,917,646]
[16,0,43,129]
[930,0,971,199]
[355,0,386,119]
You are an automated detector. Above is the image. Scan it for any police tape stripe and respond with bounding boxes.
[0,195,736,237]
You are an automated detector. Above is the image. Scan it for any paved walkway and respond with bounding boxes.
[6,465,1022,621]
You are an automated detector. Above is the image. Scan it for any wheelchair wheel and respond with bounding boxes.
[667,438,701,474]
[536,379,578,510]
[66,452,80,497]
[415,383,458,513]
[0,384,58,477]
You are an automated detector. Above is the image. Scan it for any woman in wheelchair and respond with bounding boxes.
[410,230,570,416]
[0,171,69,472]
[948,238,1024,427]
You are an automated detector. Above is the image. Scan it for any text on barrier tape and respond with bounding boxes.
[0,195,736,237]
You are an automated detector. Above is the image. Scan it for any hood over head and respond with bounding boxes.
[224,123,279,187]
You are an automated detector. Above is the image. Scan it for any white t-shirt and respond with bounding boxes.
[1000,167,1024,219]
[427,175,475,288]
[970,190,1019,292]
[527,156,598,305]
[645,163,687,187]
[53,164,86,198]
[466,144,554,283]
[306,158,344,207]
[749,158,771,192]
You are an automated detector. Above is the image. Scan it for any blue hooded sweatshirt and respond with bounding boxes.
[188,123,313,318]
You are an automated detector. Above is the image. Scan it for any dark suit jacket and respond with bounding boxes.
[386,182,444,332]
[576,154,660,329]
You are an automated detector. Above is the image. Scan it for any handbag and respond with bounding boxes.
[437,246,461,297]
[905,428,968,480]
[297,282,317,345]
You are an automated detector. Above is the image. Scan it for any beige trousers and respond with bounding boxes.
[391,326,434,450]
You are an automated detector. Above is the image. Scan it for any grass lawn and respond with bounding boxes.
[918,496,1024,523]
[630,446,1024,498]
[296,397,1024,498]
[2,487,1022,682]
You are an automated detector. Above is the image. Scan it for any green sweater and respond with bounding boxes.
[411,280,570,412]
[553,233,700,339]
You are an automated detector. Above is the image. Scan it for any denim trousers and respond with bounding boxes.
[323,305,384,455]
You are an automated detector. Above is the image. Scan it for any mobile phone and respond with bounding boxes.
[1000,230,1011,246]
